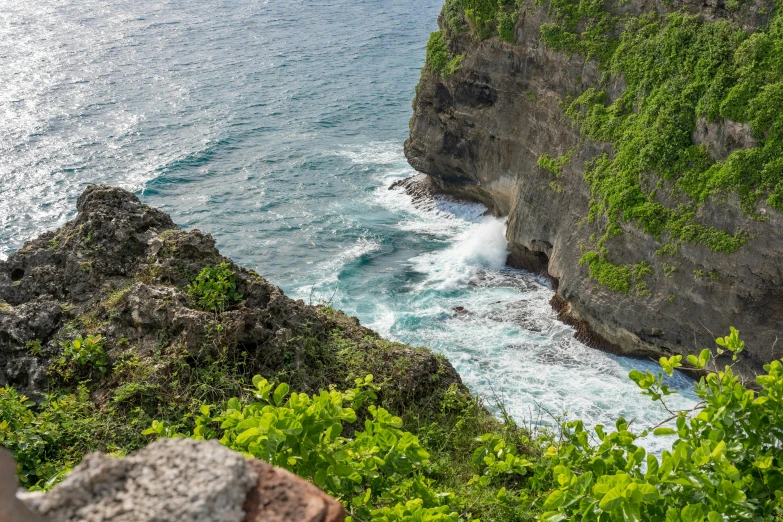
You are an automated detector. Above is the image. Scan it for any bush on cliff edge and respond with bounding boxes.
[7,327,782,521]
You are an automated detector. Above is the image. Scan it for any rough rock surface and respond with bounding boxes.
[0,185,462,399]
[27,439,256,522]
[11,439,346,522]
[405,1,782,374]
[243,460,345,522]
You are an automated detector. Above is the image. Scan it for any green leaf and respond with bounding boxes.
[235,417,261,432]
[598,485,624,511]
[543,490,566,510]
[333,462,361,482]
[325,422,342,442]
[276,417,303,436]
[235,427,261,445]
[376,429,398,448]
[653,427,677,436]
[273,383,290,406]
[681,504,705,522]
[592,458,606,477]
[622,501,642,522]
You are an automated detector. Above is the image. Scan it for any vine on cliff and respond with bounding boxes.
[444,0,522,42]
[535,0,783,292]
[426,31,463,76]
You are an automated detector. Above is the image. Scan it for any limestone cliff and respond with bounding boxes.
[406,0,783,375]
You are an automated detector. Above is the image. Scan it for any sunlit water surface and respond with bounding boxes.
[0,0,696,451]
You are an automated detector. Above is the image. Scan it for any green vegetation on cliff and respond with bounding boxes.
[438,0,782,293]
[444,0,522,41]
[426,31,464,76]
[547,1,782,290]
[7,320,783,520]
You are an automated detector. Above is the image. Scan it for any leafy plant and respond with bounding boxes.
[60,334,107,374]
[26,339,43,356]
[426,31,463,77]
[187,263,243,312]
[538,150,573,177]
[516,329,783,521]
[0,385,99,489]
[144,374,460,521]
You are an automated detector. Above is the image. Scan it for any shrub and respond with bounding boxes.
[60,334,107,374]
[470,328,783,521]
[537,150,573,177]
[187,263,243,312]
[0,385,99,489]
[425,32,463,77]
[143,375,459,521]
[497,10,518,42]
[444,0,468,33]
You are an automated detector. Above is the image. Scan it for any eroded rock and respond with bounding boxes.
[13,439,346,522]
[243,460,345,522]
[405,3,783,376]
[0,184,462,402]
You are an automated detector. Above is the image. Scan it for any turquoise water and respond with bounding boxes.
[0,0,695,450]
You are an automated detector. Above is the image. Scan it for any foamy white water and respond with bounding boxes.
[299,141,698,454]
[0,0,696,456]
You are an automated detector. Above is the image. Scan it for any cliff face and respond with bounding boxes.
[0,185,461,404]
[406,0,783,374]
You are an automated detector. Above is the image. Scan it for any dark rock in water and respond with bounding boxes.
[453,306,469,315]
[405,3,782,377]
[389,174,438,204]
[389,174,495,215]
[0,185,462,401]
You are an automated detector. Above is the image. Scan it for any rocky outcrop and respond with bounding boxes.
[3,439,345,522]
[0,185,462,402]
[406,2,782,375]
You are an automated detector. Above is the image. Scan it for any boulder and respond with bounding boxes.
[10,438,345,522]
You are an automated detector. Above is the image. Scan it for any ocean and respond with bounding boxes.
[0,0,695,451]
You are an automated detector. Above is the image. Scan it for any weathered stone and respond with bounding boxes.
[243,460,345,522]
[28,439,257,522]
[0,185,463,400]
[10,439,347,522]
